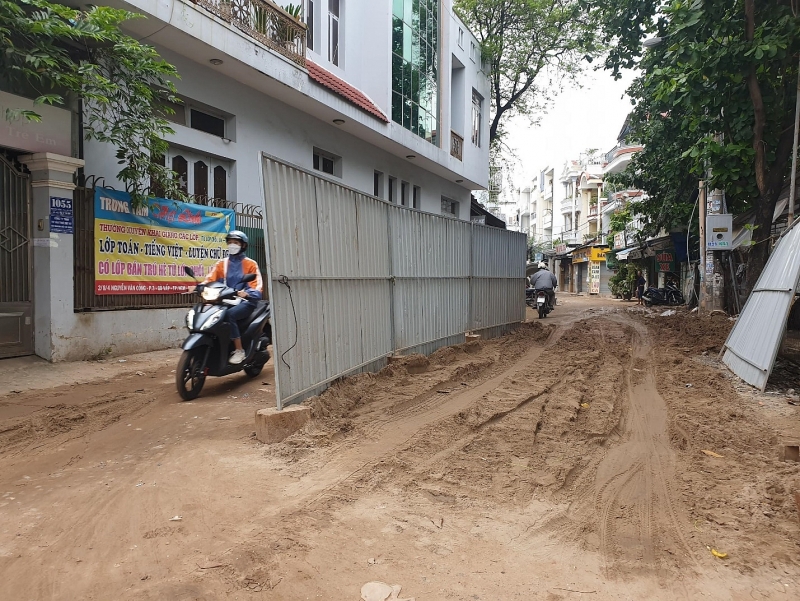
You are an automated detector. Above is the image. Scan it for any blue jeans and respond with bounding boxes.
[227,301,255,340]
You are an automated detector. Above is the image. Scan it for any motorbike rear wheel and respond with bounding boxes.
[176,348,206,401]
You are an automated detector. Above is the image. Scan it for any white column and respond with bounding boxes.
[571,177,577,242]
[19,153,84,361]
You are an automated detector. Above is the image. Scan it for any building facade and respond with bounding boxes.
[0,0,491,361]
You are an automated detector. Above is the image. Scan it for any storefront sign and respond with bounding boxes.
[94,188,235,295]
[614,231,626,250]
[49,196,73,234]
[656,250,676,272]
[555,243,568,255]
[572,248,590,263]
[1,91,72,155]
[590,262,601,294]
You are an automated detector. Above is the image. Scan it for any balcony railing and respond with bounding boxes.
[450,131,463,161]
[193,0,307,67]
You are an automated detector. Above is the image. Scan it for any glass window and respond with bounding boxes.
[458,27,463,49]
[412,185,421,209]
[374,171,384,198]
[190,109,225,138]
[193,161,209,202]
[313,147,340,177]
[400,181,409,206]
[391,0,439,146]
[172,155,188,193]
[388,176,397,203]
[307,0,315,51]
[471,89,482,147]
[328,0,340,66]
[214,166,227,201]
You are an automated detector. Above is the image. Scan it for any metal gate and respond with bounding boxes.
[0,155,33,358]
[261,154,526,409]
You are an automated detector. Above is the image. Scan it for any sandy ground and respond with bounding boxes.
[1,296,799,600]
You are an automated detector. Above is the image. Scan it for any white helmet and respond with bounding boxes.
[538,261,547,269]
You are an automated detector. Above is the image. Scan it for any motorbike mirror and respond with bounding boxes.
[183,266,195,278]
[241,273,257,283]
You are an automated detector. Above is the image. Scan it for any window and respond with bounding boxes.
[190,109,225,138]
[471,89,483,147]
[412,185,421,209]
[194,161,209,201]
[388,176,397,204]
[458,27,464,49]
[214,165,227,200]
[400,181,409,206]
[307,0,315,51]
[328,0,340,66]
[172,155,188,193]
[313,147,341,177]
[441,197,459,217]
[469,40,476,62]
[374,171,384,198]
[391,0,440,145]
[165,148,232,202]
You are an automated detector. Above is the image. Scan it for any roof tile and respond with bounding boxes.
[307,60,389,123]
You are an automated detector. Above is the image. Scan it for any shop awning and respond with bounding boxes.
[615,247,635,260]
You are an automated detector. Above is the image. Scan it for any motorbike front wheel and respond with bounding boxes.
[176,348,206,401]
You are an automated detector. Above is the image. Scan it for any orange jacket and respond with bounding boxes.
[203,256,263,300]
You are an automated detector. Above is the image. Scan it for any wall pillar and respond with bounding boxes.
[19,153,84,361]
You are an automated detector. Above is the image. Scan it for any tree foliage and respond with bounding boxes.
[1,0,183,206]
[591,0,800,290]
[454,0,602,145]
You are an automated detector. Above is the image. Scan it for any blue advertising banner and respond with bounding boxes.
[93,188,235,295]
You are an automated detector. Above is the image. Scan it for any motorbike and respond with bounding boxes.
[526,287,554,319]
[642,281,685,307]
[176,266,272,401]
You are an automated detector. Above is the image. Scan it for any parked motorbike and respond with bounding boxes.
[176,266,272,401]
[526,287,554,319]
[642,281,685,307]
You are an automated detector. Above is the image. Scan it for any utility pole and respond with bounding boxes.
[699,180,708,310]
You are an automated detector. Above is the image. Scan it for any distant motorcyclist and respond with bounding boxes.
[529,261,557,309]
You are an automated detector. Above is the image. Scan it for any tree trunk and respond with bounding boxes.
[744,191,780,294]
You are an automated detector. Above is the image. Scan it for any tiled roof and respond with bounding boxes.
[307,60,389,122]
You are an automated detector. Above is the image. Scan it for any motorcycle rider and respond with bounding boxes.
[192,231,263,364]
[529,261,557,309]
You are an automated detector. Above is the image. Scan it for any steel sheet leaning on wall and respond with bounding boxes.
[261,155,526,409]
[721,219,800,390]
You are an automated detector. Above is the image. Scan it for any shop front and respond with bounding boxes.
[572,245,611,295]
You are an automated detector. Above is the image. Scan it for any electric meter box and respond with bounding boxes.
[706,213,733,250]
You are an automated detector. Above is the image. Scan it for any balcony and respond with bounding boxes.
[450,131,463,161]
[193,0,307,67]
[561,198,576,214]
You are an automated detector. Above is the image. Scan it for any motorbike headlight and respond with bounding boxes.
[200,310,224,331]
[201,287,221,302]
[185,308,195,330]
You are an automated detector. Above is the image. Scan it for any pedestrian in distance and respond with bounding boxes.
[636,270,646,305]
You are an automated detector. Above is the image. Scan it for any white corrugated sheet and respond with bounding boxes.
[722,218,800,390]
[260,155,526,409]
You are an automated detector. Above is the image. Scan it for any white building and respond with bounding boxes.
[0,0,491,361]
[83,0,490,220]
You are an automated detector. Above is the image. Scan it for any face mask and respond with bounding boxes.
[227,243,241,255]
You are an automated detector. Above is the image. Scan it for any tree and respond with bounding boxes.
[454,0,601,146]
[1,0,183,206]
[590,0,800,292]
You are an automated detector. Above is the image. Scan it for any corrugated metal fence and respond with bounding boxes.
[261,155,526,409]
[721,218,800,390]
[73,187,269,311]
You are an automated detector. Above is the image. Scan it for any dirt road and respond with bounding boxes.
[1,297,799,600]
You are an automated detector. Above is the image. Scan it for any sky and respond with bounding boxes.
[502,67,638,194]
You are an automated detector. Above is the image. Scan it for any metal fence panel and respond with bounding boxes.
[722,220,800,390]
[260,154,525,409]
